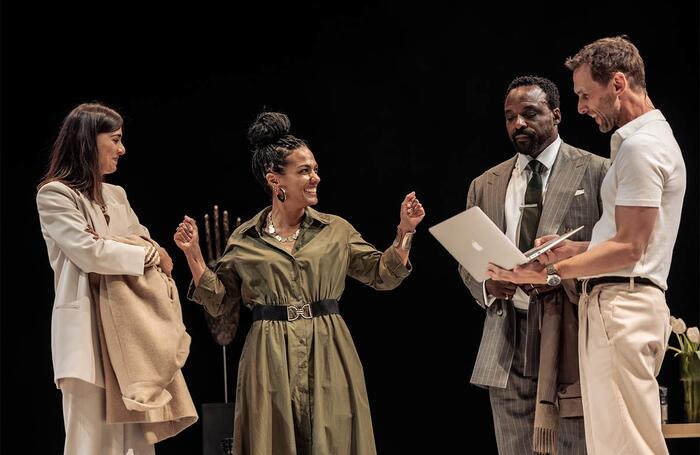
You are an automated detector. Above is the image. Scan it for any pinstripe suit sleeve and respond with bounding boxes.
[458,177,487,308]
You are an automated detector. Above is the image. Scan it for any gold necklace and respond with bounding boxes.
[266,212,300,243]
[99,202,110,224]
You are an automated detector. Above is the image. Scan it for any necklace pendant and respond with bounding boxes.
[266,212,300,243]
[266,212,277,235]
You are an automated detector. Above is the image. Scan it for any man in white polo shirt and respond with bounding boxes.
[486,36,686,455]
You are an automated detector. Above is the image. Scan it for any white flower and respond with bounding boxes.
[687,327,700,344]
[671,316,687,334]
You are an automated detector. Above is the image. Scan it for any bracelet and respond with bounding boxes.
[393,226,415,251]
[144,245,161,267]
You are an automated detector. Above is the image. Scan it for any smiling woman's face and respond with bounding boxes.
[97,128,125,175]
[271,146,320,207]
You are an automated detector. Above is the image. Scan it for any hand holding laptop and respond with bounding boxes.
[429,207,583,282]
[487,260,548,284]
[531,234,578,265]
[487,230,590,284]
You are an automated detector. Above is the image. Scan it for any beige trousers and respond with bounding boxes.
[578,281,671,455]
[60,378,155,455]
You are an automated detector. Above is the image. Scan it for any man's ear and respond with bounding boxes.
[552,107,562,126]
[612,72,627,96]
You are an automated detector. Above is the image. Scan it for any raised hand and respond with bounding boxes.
[399,191,425,232]
[174,216,201,256]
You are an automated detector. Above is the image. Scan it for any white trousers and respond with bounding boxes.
[60,378,155,455]
[578,282,671,455]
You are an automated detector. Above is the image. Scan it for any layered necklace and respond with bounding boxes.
[266,212,300,243]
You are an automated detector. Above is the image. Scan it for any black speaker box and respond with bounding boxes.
[202,402,234,455]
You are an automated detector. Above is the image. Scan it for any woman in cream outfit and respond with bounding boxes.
[37,103,172,454]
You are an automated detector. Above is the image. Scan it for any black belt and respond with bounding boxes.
[577,276,663,294]
[252,299,340,322]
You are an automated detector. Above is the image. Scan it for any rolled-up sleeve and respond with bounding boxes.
[346,227,411,291]
[188,261,242,317]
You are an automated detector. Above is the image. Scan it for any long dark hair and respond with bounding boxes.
[38,102,123,205]
[247,111,307,193]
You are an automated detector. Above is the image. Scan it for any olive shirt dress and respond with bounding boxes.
[189,206,411,455]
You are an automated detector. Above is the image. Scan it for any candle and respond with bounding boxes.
[223,210,230,241]
[204,214,213,263]
[213,205,221,259]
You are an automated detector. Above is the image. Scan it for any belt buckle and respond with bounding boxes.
[287,303,312,321]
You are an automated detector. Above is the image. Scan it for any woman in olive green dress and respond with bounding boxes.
[174,112,424,455]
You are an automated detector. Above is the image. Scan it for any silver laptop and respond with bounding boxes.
[429,206,583,282]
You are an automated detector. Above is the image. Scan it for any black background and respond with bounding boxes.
[2,2,698,453]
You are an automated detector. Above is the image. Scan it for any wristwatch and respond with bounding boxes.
[545,264,561,286]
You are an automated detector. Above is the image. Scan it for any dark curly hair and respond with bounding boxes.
[248,111,308,192]
[505,75,560,111]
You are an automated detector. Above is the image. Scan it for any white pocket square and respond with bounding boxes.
[574,189,585,196]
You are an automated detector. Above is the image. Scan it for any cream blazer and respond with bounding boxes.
[37,181,148,387]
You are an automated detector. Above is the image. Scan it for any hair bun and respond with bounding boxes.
[247,112,291,148]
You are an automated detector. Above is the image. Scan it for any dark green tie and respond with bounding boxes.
[519,160,545,251]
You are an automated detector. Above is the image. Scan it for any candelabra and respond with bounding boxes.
[201,205,240,403]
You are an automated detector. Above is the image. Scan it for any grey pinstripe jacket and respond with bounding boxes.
[459,142,609,388]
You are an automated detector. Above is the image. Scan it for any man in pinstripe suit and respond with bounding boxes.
[459,75,608,454]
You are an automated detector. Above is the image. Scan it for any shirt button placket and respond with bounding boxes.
[295,319,312,441]
[291,259,302,300]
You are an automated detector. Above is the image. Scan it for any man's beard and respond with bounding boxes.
[596,94,618,133]
[511,129,548,156]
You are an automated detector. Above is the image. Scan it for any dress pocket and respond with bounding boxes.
[54,296,89,311]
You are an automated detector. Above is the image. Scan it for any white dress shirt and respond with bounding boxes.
[484,136,562,309]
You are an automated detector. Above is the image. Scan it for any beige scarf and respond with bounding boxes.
[532,280,583,455]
